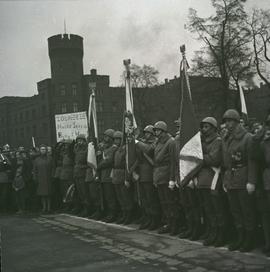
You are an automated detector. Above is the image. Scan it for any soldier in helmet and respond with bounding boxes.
[196,117,226,246]
[152,121,179,235]
[112,131,134,225]
[73,134,89,216]
[136,125,160,230]
[222,109,257,252]
[97,129,118,223]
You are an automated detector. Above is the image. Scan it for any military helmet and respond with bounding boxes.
[113,131,123,139]
[223,109,240,122]
[103,129,115,138]
[154,121,167,132]
[201,117,218,128]
[143,125,154,135]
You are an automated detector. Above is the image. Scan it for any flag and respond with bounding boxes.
[87,90,98,171]
[178,45,203,187]
[123,59,137,176]
[239,84,248,119]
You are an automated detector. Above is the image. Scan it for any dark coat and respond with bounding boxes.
[260,138,270,190]
[73,144,88,179]
[197,133,222,189]
[33,155,53,196]
[112,145,125,184]
[98,143,117,183]
[136,137,155,183]
[222,124,257,190]
[153,133,176,185]
[60,153,74,181]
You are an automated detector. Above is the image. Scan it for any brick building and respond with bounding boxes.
[2,32,268,148]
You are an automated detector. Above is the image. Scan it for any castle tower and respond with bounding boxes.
[48,34,84,114]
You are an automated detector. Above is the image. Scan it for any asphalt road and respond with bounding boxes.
[1,214,270,272]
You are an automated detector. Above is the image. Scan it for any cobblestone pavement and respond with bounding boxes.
[1,214,270,271]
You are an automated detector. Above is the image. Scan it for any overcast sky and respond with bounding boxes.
[0,0,269,97]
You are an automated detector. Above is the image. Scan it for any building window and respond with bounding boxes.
[73,103,78,112]
[98,120,105,133]
[32,125,36,136]
[61,103,67,113]
[60,84,66,96]
[96,101,103,112]
[32,109,36,119]
[42,123,48,134]
[72,83,77,96]
[42,105,46,116]
[20,128,24,138]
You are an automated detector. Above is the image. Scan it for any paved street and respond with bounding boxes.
[1,214,270,272]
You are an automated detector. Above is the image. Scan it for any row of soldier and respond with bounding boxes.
[0,108,270,256]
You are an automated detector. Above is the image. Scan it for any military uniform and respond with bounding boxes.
[136,136,160,230]
[222,122,257,251]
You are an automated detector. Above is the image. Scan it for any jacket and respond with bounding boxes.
[197,132,222,189]
[112,145,126,184]
[222,124,257,190]
[73,143,88,179]
[97,143,117,183]
[136,137,155,182]
[153,133,176,185]
[260,138,270,190]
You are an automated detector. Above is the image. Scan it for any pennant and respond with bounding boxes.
[239,84,248,120]
[123,59,137,175]
[178,45,203,187]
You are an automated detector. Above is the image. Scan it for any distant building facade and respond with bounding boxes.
[1,33,269,148]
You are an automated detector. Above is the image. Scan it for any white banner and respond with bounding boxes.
[55,111,88,142]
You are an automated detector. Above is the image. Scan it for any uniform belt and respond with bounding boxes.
[154,162,169,168]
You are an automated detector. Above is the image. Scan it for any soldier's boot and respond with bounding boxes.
[158,224,171,234]
[190,224,201,241]
[90,207,103,220]
[240,230,255,252]
[123,211,133,225]
[139,216,152,230]
[179,226,193,239]
[78,206,88,217]
[203,227,218,246]
[200,225,211,240]
[148,215,161,231]
[214,226,227,247]
[170,218,180,236]
[228,228,245,251]
[105,211,118,223]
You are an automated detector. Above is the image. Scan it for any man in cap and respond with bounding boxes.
[222,109,257,252]
[73,134,89,216]
[196,117,226,246]
[97,129,119,223]
[112,131,134,224]
[136,125,160,230]
[152,121,179,235]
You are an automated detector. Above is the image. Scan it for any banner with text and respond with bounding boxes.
[55,111,88,142]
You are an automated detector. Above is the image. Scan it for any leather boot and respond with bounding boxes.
[179,227,193,239]
[116,212,126,224]
[228,228,245,251]
[214,226,226,247]
[158,224,171,234]
[139,217,152,230]
[203,227,218,246]
[190,224,201,241]
[90,208,103,220]
[170,219,180,236]
[240,230,255,252]
[123,211,133,225]
[148,216,160,231]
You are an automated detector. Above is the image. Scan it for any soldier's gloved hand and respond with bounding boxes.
[168,180,175,190]
[124,180,130,188]
[246,183,255,194]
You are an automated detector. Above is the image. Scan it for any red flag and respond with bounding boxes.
[178,45,203,187]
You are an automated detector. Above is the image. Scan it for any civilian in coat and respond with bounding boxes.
[33,145,53,213]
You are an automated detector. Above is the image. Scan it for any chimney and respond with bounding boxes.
[91,69,97,76]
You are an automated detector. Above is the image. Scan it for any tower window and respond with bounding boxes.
[61,103,67,113]
[60,84,66,96]
[72,83,77,96]
[73,103,78,112]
